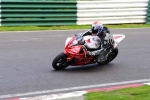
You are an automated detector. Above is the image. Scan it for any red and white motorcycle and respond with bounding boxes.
[52,34,125,70]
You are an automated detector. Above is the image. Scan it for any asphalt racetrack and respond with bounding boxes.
[0,28,150,98]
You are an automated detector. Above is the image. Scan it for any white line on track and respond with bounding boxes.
[0,78,150,99]
[0,28,150,33]
[0,35,66,42]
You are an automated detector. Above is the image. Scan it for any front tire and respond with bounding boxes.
[52,53,69,70]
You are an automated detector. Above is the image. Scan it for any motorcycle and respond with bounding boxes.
[52,34,125,70]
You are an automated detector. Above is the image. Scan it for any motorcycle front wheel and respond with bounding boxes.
[52,53,69,70]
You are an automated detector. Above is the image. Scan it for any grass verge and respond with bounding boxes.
[0,24,150,31]
[84,85,150,100]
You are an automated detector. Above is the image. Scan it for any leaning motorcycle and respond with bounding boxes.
[52,34,125,70]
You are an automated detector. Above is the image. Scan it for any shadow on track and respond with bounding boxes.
[51,63,117,73]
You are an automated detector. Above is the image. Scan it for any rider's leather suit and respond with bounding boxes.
[77,27,114,56]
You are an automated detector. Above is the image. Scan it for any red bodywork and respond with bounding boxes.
[63,37,95,66]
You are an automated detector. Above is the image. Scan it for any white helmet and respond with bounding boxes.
[91,21,103,36]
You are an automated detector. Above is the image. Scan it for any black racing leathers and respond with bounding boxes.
[77,26,114,55]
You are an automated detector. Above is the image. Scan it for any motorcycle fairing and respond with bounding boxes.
[64,45,83,55]
[64,36,95,66]
[64,37,73,48]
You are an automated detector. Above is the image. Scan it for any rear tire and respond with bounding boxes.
[106,47,118,63]
[97,47,118,65]
[52,53,69,70]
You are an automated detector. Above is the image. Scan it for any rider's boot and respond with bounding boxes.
[97,48,112,63]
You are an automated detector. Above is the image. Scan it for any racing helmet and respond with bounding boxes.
[91,21,103,36]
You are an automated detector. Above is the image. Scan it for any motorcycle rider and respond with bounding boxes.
[76,21,114,63]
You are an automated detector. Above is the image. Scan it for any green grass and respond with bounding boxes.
[84,85,150,100]
[0,24,150,31]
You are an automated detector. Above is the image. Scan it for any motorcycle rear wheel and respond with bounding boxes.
[97,47,118,65]
[52,53,69,70]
